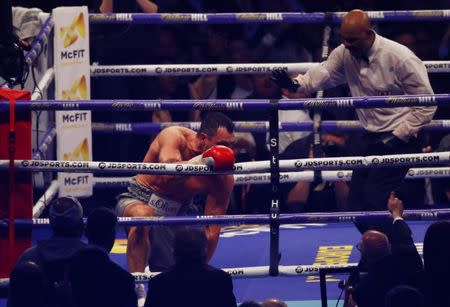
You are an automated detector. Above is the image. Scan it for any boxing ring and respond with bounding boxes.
[2,9,450,307]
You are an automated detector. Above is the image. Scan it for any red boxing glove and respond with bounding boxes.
[202,145,235,171]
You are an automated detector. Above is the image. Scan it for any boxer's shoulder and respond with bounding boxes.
[159,126,184,138]
[159,126,197,144]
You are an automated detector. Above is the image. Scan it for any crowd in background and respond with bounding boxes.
[84,0,450,215]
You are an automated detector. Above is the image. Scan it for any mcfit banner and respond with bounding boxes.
[53,7,93,197]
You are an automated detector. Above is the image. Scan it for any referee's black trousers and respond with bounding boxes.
[347,131,421,212]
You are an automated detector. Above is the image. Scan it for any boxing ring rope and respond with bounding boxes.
[32,124,56,160]
[24,15,53,66]
[2,94,449,112]
[26,166,450,219]
[88,10,450,25]
[1,151,449,175]
[7,209,450,229]
[88,11,450,77]
[92,120,450,134]
[32,180,58,218]
[132,263,360,283]
[90,61,450,77]
[7,90,449,279]
[0,263,359,286]
[31,68,55,101]
[3,206,446,286]
[91,167,450,188]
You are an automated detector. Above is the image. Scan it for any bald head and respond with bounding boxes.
[340,10,374,58]
[341,10,371,33]
[262,299,288,307]
[360,230,391,266]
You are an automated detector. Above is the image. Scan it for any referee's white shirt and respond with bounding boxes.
[294,31,436,141]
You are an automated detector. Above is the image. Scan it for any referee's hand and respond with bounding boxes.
[270,69,300,92]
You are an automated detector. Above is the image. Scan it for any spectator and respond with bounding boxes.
[280,133,349,213]
[236,73,282,213]
[99,0,158,13]
[79,207,136,306]
[86,207,118,252]
[413,220,450,307]
[261,298,288,307]
[385,285,424,307]
[253,23,312,64]
[393,31,418,55]
[7,261,46,307]
[429,135,450,205]
[15,196,87,306]
[144,227,237,307]
[346,193,423,307]
[438,25,450,60]
[149,58,192,124]
[69,246,137,307]
[239,301,262,307]
[273,87,312,157]
[241,73,283,160]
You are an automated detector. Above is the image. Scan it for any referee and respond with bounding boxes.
[272,9,436,217]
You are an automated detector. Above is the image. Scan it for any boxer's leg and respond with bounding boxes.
[118,199,155,306]
[122,200,155,273]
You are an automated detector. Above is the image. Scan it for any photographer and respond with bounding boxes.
[344,193,423,307]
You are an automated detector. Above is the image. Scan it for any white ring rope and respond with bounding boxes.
[33,127,57,160]
[3,152,450,175]
[31,68,55,100]
[32,180,59,218]
[92,167,450,187]
[132,263,358,283]
[90,61,450,77]
[0,263,358,287]
[91,63,314,76]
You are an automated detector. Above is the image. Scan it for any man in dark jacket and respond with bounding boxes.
[413,220,450,307]
[347,192,423,307]
[69,245,137,307]
[144,227,236,307]
[67,207,137,307]
[15,196,87,306]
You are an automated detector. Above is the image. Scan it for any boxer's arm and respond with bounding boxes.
[204,175,234,262]
[156,129,188,183]
[158,135,183,164]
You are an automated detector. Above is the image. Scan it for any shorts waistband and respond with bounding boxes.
[117,178,153,203]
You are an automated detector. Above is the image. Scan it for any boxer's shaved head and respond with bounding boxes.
[198,112,235,150]
[340,10,375,59]
[199,112,234,137]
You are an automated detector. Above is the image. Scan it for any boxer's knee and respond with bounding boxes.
[128,226,150,244]
[123,202,153,243]
[124,201,155,217]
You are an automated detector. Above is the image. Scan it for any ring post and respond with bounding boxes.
[269,99,280,276]
[312,24,332,174]
[0,89,32,279]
